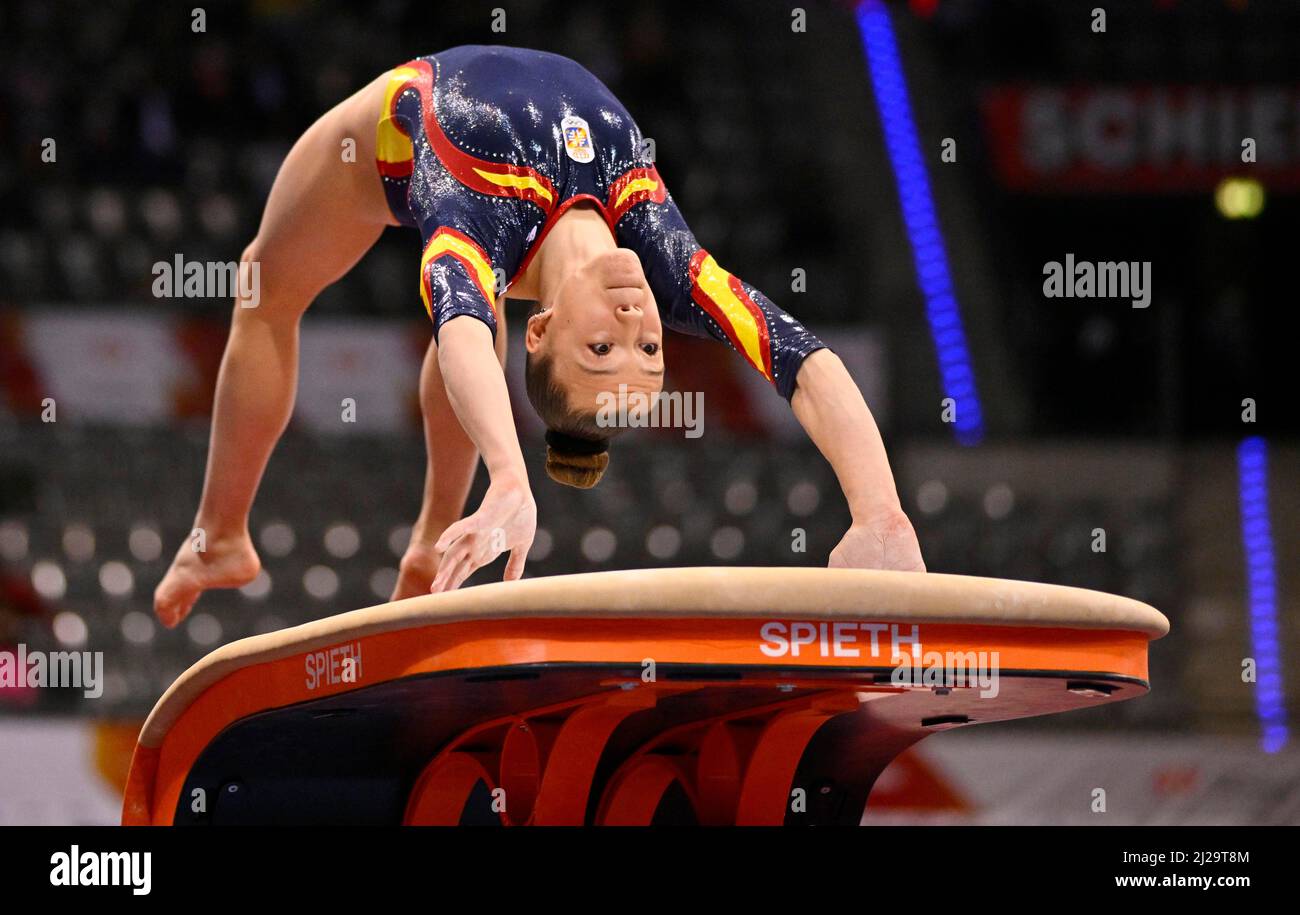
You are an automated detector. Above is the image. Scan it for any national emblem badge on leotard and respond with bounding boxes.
[561,114,595,163]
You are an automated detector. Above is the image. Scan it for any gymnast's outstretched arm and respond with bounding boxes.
[391,318,510,599]
[424,316,536,593]
[790,350,925,572]
[617,177,925,573]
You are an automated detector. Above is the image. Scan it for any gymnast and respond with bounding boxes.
[154,45,925,628]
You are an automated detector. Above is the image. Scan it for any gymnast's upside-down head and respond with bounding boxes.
[524,248,665,489]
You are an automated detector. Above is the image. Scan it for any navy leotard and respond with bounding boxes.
[374,45,826,400]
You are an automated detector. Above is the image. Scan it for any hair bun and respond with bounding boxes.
[543,430,610,489]
[545,447,609,489]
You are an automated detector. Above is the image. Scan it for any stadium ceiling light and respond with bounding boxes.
[855,0,985,445]
[1237,437,1288,753]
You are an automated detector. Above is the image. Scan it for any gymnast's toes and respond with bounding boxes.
[153,536,262,628]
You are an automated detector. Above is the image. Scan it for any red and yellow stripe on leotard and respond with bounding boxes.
[415,61,556,212]
[688,250,774,383]
[376,65,421,179]
[607,166,667,223]
[377,59,556,212]
[419,228,497,318]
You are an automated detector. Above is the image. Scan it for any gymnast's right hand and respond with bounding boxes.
[429,478,536,593]
[153,530,262,628]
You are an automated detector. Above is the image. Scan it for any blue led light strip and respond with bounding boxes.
[855,0,984,444]
[1237,437,1288,752]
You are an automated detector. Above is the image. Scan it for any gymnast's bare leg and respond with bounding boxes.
[154,73,396,627]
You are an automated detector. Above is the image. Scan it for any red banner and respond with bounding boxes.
[981,84,1300,192]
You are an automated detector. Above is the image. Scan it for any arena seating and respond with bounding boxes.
[0,423,1180,722]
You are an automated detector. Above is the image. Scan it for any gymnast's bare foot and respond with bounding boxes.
[829,509,927,573]
[391,539,443,601]
[154,531,261,628]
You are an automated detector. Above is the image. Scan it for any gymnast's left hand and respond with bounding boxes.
[829,509,927,573]
[429,478,537,592]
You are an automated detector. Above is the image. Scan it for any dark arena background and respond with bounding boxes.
[0,0,1296,831]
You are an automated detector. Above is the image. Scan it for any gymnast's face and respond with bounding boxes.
[525,248,665,415]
